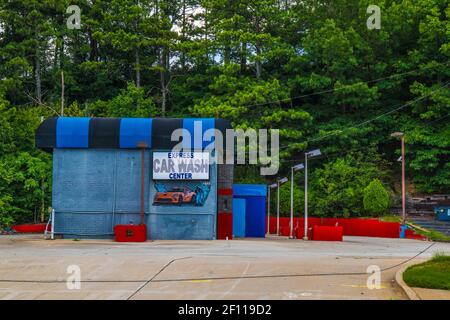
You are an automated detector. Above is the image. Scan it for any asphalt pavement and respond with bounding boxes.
[0,235,449,300]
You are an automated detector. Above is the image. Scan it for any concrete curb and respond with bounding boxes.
[395,262,421,300]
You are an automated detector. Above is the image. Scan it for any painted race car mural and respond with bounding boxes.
[153,182,211,206]
[154,186,196,205]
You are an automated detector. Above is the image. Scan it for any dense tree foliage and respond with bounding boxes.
[0,0,448,225]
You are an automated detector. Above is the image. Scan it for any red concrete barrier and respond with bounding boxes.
[267,217,284,234]
[296,225,313,239]
[11,223,50,233]
[267,217,302,236]
[114,224,147,242]
[312,226,343,241]
[268,216,402,239]
[405,228,427,240]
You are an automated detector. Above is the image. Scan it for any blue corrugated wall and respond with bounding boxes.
[52,149,217,239]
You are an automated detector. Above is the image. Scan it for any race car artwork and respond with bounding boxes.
[153,182,211,206]
[154,187,196,205]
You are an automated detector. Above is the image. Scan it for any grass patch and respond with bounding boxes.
[380,214,450,242]
[406,224,450,242]
[379,215,401,223]
[403,253,450,290]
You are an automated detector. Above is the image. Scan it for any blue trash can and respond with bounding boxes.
[435,206,450,221]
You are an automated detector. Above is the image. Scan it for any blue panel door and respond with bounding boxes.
[232,198,246,237]
[245,197,266,238]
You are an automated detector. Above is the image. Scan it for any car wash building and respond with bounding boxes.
[36,117,233,240]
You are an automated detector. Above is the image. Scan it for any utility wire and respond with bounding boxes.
[279,109,450,165]
[241,61,449,109]
[421,113,450,126]
[126,256,191,300]
[279,81,450,151]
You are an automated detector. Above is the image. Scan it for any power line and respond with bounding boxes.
[279,81,450,151]
[278,113,450,170]
[126,256,191,300]
[241,61,450,109]
[281,112,450,165]
[420,113,450,127]
[281,143,379,164]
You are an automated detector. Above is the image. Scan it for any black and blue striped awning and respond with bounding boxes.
[36,117,232,151]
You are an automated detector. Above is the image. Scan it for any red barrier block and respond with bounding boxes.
[267,217,302,236]
[279,225,290,236]
[296,226,314,239]
[332,218,399,238]
[269,216,401,239]
[217,213,233,240]
[362,219,382,237]
[277,217,402,239]
[378,221,401,238]
[267,217,289,235]
[269,217,277,234]
[405,228,427,240]
[114,224,147,242]
[320,218,340,227]
[312,226,343,241]
[12,223,50,233]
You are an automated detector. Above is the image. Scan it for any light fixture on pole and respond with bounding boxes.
[267,183,277,236]
[391,132,406,225]
[277,177,288,235]
[304,149,321,240]
[290,163,304,239]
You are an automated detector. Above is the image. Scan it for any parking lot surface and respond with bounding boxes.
[1,235,449,300]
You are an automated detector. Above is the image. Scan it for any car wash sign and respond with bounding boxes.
[152,152,210,180]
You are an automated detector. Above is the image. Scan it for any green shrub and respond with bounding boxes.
[363,179,389,216]
[309,156,384,217]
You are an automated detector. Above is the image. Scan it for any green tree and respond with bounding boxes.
[87,82,159,117]
[363,179,390,216]
[310,155,385,217]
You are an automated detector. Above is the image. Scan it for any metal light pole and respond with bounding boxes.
[267,186,270,236]
[277,177,288,235]
[267,183,277,236]
[290,168,293,238]
[304,153,308,240]
[137,141,148,225]
[277,181,280,235]
[391,132,406,225]
[303,149,321,240]
[51,208,55,240]
[290,163,304,238]
[401,135,406,225]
